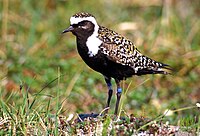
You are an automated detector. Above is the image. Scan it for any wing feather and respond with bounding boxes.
[98,26,171,74]
[98,26,137,65]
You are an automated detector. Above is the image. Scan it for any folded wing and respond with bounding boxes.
[98,26,171,75]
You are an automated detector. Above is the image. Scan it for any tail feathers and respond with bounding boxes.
[136,69,168,75]
[131,54,172,76]
[136,62,172,75]
[159,63,173,74]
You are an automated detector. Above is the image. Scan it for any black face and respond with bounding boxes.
[63,21,95,39]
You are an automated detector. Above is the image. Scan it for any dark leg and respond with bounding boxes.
[104,77,113,108]
[114,79,122,115]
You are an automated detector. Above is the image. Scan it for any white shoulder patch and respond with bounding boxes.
[87,34,102,57]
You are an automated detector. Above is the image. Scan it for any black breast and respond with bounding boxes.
[76,40,135,80]
[76,40,108,74]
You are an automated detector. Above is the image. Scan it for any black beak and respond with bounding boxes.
[62,25,74,34]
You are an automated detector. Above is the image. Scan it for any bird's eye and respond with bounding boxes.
[79,21,87,26]
[72,24,78,28]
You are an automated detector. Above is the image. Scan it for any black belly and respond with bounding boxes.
[77,44,135,80]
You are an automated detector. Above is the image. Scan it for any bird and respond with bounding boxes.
[62,12,171,115]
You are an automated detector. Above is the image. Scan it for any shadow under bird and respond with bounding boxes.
[62,12,171,115]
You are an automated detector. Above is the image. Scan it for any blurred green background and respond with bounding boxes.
[0,0,199,120]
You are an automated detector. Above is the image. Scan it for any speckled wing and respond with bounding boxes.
[98,26,137,65]
[98,26,171,74]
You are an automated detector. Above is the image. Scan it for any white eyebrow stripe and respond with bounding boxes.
[70,16,98,26]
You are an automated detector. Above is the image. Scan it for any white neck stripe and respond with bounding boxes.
[70,16,102,57]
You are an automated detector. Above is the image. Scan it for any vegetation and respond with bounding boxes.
[0,0,199,135]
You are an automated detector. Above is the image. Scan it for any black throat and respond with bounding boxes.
[71,21,96,58]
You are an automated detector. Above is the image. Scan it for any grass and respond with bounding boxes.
[0,0,200,135]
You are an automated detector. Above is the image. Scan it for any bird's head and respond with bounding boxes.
[62,12,99,38]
